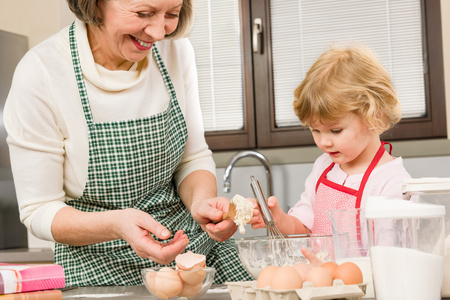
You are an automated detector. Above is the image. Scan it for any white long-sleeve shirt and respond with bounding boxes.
[3,19,215,242]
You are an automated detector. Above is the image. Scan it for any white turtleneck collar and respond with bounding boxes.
[75,19,150,92]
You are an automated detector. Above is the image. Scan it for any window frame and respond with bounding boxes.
[203,0,256,151]
[204,0,446,151]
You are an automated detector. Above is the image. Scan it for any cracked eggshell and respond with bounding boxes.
[178,281,203,297]
[146,267,183,299]
[175,251,206,271]
[179,267,207,286]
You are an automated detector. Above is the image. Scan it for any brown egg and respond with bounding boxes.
[321,261,339,276]
[305,267,333,287]
[257,265,278,288]
[333,262,363,285]
[293,262,312,281]
[271,265,303,290]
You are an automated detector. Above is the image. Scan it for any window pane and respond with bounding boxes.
[188,0,244,132]
[270,0,426,128]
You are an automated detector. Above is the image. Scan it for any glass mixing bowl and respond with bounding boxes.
[142,266,215,300]
[234,234,335,278]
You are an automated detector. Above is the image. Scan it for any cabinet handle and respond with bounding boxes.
[252,18,263,54]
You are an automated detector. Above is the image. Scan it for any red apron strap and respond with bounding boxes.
[315,162,335,193]
[354,142,387,209]
[384,141,392,155]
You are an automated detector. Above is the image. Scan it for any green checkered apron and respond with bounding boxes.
[54,22,253,287]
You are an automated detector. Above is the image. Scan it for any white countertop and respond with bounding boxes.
[62,285,231,300]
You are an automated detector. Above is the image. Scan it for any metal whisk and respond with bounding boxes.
[250,176,303,266]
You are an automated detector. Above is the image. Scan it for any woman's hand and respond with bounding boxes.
[52,207,189,265]
[190,197,238,242]
[115,208,189,265]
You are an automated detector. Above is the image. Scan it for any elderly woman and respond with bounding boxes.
[3,0,253,286]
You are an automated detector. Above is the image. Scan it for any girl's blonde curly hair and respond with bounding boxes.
[293,45,401,134]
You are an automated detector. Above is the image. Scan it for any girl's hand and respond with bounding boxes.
[248,197,265,229]
[250,196,286,230]
[115,208,189,265]
[301,246,324,267]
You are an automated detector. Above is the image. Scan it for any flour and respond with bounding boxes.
[370,246,443,300]
[231,194,253,234]
[443,234,450,297]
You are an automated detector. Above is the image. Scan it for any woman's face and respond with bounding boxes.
[91,0,183,70]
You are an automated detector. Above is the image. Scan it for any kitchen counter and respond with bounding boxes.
[57,285,450,300]
[62,285,231,299]
[60,285,381,300]
[0,247,54,263]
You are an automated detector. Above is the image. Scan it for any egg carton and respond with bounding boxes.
[226,280,367,300]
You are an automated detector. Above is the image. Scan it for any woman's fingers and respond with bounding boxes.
[139,230,189,265]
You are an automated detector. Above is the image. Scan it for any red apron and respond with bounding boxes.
[312,142,392,235]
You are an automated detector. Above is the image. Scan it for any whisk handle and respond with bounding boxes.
[250,176,275,224]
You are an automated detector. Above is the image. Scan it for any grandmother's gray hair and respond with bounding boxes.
[66,0,194,38]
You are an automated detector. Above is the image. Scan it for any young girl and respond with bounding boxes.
[251,45,412,235]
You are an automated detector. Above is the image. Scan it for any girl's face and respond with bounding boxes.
[90,0,183,70]
[310,113,380,172]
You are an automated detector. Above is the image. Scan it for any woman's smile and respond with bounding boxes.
[130,35,153,50]
[88,0,182,70]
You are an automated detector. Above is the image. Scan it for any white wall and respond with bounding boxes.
[0,1,74,48]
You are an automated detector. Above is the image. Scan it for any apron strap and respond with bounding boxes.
[354,141,389,208]
[384,141,392,155]
[355,141,390,256]
[151,46,178,101]
[69,21,94,125]
[315,162,335,193]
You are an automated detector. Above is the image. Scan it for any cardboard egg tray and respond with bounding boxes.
[226,280,367,300]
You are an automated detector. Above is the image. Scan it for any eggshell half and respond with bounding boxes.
[176,251,206,271]
[271,265,303,290]
[147,267,183,299]
[179,267,207,286]
[178,281,203,297]
[145,271,157,294]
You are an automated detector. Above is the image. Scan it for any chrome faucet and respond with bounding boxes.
[223,150,273,196]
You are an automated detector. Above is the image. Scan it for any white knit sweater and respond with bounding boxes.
[3,19,215,242]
